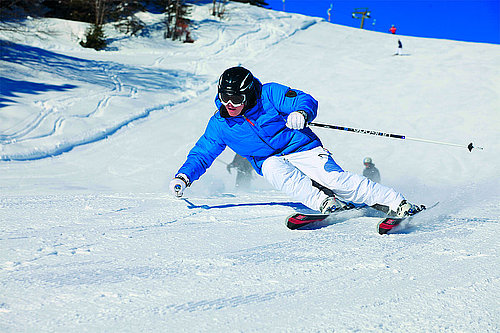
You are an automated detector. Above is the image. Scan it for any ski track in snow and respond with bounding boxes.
[0,5,319,161]
[0,39,207,160]
[1,192,499,331]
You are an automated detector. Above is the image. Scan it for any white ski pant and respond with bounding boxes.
[261,147,404,212]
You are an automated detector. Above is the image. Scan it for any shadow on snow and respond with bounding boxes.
[0,77,77,108]
[182,198,311,212]
[0,40,198,93]
[0,40,206,161]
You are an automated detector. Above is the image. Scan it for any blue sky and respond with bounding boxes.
[265,0,499,44]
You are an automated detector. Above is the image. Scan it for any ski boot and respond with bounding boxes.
[392,200,426,217]
[320,196,350,214]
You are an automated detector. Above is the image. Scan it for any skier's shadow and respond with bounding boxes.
[181,199,388,231]
[182,198,313,212]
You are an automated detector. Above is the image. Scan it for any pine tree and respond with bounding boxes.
[80,24,107,50]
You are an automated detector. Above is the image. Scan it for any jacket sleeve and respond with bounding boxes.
[177,116,226,183]
[263,82,318,123]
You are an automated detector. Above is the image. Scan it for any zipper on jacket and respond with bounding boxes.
[245,117,255,126]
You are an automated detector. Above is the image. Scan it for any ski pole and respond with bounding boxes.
[309,122,483,152]
[215,159,229,166]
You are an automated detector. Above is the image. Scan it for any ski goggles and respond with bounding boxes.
[219,93,246,107]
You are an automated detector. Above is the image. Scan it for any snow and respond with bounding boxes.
[1,2,499,331]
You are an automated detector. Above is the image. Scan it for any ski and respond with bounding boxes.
[377,216,408,235]
[377,202,439,235]
[286,212,331,230]
[288,202,439,233]
[286,204,361,230]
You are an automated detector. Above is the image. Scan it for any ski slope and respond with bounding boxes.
[1,3,499,332]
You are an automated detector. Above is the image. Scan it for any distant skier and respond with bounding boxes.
[395,39,403,55]
[389,25,397,34]
[362,157,381,183]
[169,66,423,219]
[226,153,253,189]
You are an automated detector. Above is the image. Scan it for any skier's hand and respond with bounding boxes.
[169,174,189,197]
[169,178,186,197]
[286,111,306,130]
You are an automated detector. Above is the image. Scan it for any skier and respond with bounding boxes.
[396,39,403,55]
[169,66,423,218]
[226,153,254,189]
[362,157,381,183]
[389,25,397,34]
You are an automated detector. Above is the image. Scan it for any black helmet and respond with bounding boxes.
[218,67,257,110]
[218,66,254,95]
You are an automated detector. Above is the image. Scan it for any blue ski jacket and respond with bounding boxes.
[177,80,322,183]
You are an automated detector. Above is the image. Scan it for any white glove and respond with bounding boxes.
[169,174,189,197]
[286,111,306,130]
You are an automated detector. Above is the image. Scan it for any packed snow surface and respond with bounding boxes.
[1,3,499,332]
